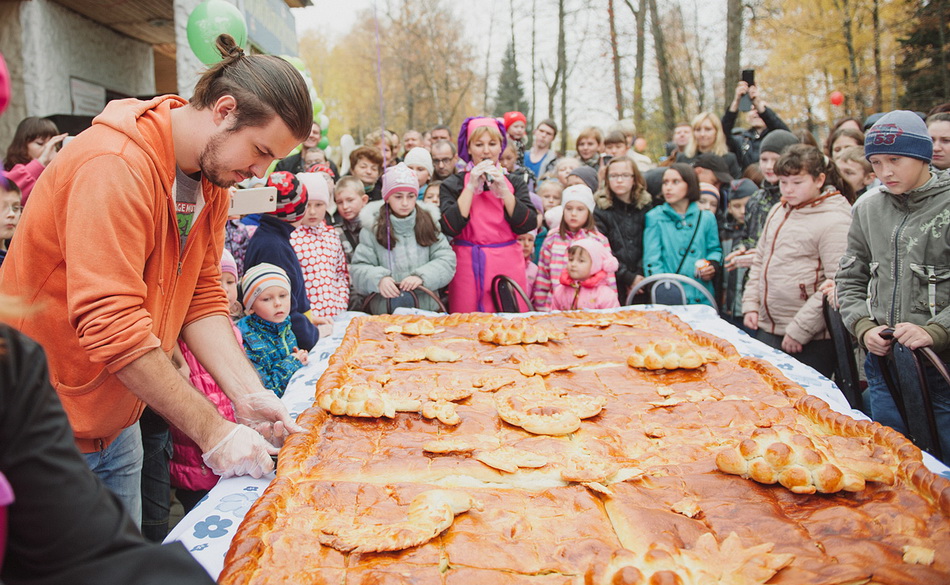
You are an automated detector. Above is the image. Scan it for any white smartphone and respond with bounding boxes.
[229,186,277,216]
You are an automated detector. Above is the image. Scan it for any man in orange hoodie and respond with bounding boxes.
[0,35,311,525]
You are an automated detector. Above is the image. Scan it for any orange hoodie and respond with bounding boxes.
[0,96,230,452]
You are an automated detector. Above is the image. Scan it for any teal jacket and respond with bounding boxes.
[237,314,303,397]
[837,169,950,357]
[643,202,722,305]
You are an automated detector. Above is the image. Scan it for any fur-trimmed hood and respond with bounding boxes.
[595,187,652,211]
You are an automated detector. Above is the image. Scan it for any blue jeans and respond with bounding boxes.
[83,422,144,528]
[865,353,950,464]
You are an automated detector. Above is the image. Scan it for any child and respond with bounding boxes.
[643,164,722,305]
[551,238,621,311]
[334,176,370,263]
[518,230,539,297]
[603,130,629,158]
[351,163,456,314]
[348,145,384,201]
[501,142,519,174]
[504,111,528,151]
[742,144,852,377]
[303,146,327,167]
[534,184,616,311]
[929,112,950,171]
[594,156,652,304]
[244,171,321,350]
[720,178,756,326]
[576,127,604,170]
[237,263,309,397]
[0,176,22,267]
[537,180,564,212]
[404,147,433,190]
[837,111,950,458]
[834,146,876,201]
[169,250,240,512]
[423,180,442,207]
[697,182,720,214]
[555,157,581,187]
[292,173,350,318]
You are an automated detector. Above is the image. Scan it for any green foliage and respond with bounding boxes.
[897,0,950,111]
[493,42,530,118]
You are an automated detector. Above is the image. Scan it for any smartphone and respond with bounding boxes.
[229,186,277,216]
[739,69,755,111]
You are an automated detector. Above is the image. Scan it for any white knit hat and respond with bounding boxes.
[561,184,595,213]
[403,147,434,176]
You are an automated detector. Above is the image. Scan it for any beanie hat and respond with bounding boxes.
[568,166,599,192]
[503,111,527,131]
[693,154,733,186]
[571,238,619,275]
[220,249,238,279]
[382,163,419,201]
[759,130,799,156]
[544,206,563,231]
[864,110,933,163]
[266,171,308,223]
[296,172,330,205]
[306,162,336,179]
[404,147,434,176]
[729,178,757,200]
[699,182,720,202]
[241,263,291,309]
[561,184,595,213]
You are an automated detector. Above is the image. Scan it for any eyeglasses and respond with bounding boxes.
[433,158,454,165]
[608,173,634,180]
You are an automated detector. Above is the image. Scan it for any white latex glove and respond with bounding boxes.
[201,424,277,479]
[233,391,304,446]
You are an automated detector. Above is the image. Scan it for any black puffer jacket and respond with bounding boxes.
[593,187,653,302]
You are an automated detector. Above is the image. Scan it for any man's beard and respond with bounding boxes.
[199,131,247,188]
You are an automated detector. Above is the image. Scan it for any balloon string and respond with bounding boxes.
[372,0,387,168]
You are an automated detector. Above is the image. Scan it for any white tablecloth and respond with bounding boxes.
[164,305,950,579]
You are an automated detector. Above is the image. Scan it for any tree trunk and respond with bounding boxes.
[608,0,624,120]
[724,0,743,111]
[647,0,675,132]
[530,0,537,127]
[484,5,495,112]
[834,0,864,116]
[625,0,646,132]
[557,0,569,153]
[872,0,883,111]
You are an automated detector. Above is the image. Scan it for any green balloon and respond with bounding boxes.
[318,114,330,131]
[281,55,307,72]
[187,0,248,65]
[318,136,329,150]
[312,97,325,118]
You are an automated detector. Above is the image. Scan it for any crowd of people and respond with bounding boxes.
[2,31,950,582]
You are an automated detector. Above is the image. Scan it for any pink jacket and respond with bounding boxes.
[290,222,350,318]
[534,229,616,311]
[169,327,240,492]
[5,159,45,205]
[551,270,621,311]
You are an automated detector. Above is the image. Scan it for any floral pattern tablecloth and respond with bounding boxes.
[164,305,950,579]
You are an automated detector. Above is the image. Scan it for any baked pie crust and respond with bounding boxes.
[220,310,950,585]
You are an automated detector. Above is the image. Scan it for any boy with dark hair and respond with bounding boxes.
[836,110,950,460]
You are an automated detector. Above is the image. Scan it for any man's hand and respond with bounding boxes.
[201,423,277,479]
[400,275,423,291]
[732,81,749,109]
[864,325,894,356]
[781,334,803,354]
[379,276,401,298]
[233,392,304,447]
[893,322,934,351]
[744,311,759,330]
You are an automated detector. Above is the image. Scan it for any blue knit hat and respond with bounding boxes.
[864,110,932,163]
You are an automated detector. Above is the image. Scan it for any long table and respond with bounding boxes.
[164,305,950,579]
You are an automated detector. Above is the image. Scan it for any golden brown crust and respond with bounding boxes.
[222,310,950,585]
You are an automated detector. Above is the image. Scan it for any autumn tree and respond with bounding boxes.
[897,0,950,111]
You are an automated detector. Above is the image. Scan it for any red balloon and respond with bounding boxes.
[830,91,844,106]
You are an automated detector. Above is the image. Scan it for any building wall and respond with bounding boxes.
[1,0,155,153]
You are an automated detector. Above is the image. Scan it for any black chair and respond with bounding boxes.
[821,296,866,413]
[491,275,535,313]
[624,273,717,309]
[877,333,949,461]
[361,286,448,315]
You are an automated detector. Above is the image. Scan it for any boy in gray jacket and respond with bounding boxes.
[836,110,950,460]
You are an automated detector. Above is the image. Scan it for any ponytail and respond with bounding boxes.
[775,144,854,203]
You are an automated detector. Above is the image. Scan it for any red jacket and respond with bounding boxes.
[0,96,231,452]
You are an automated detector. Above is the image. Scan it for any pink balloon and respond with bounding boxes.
[830,91,844,106]
[0,52,9,117]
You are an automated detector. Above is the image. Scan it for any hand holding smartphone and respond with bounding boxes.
[739,69,755,112]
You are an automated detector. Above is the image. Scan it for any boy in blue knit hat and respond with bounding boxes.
[836,110,950,461]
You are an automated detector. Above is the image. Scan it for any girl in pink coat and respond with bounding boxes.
[551,238,621,311]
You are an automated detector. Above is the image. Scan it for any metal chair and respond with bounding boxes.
[491,275,535,313]
[361,286,448,315]
[624,273,717,309]
[877,330,949,461]
[821,296,866,413]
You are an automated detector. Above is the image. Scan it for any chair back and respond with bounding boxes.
[491,275,535,313]
[878,343,948,460]
[624,273,717,309]
[821,297,866,413]
[361,286,448,315]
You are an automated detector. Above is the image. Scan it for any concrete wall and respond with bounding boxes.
[1,0,155,154]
